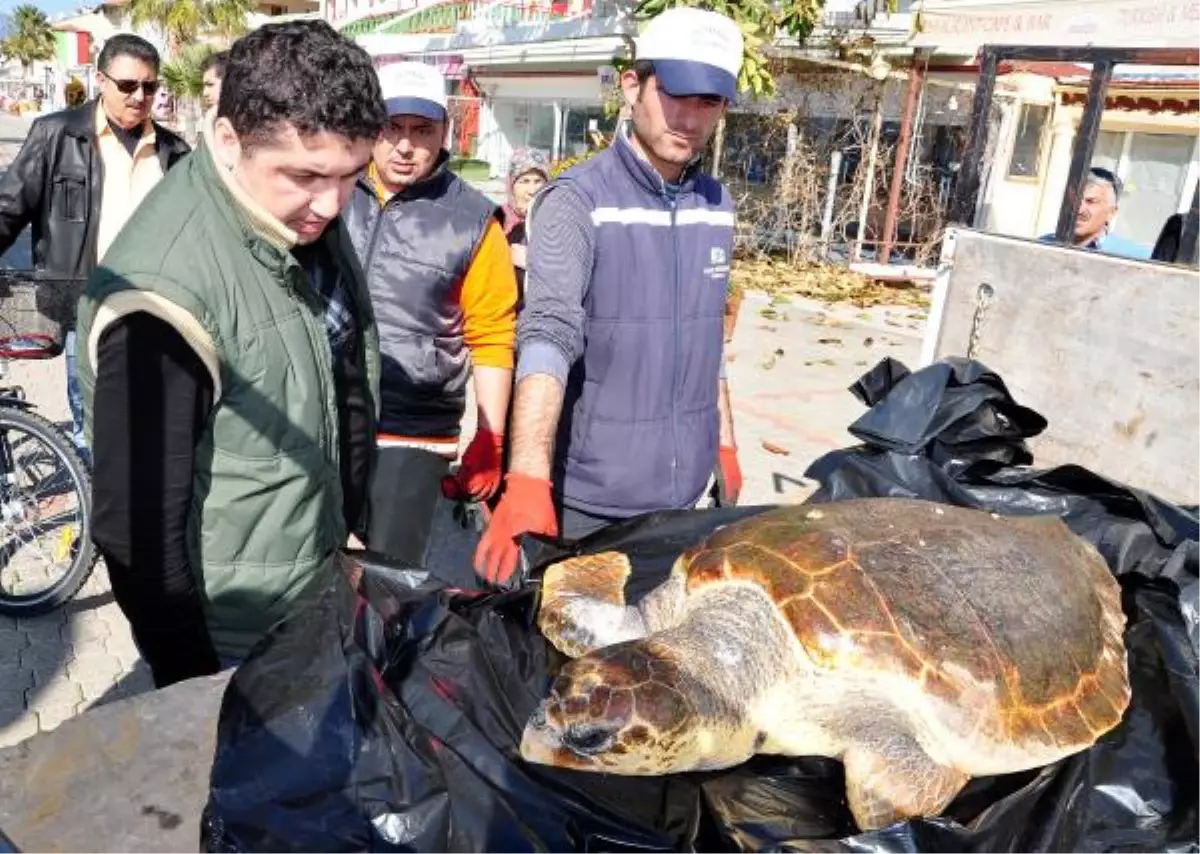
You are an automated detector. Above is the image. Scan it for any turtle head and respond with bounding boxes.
[520,640,755,775]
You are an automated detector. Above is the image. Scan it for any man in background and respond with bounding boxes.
[1039,167,1150,260]
[202,50,228,112]
[78,21,387,688]
[0,34,190,463]
[342,61,518,569]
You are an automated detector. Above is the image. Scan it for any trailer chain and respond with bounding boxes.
[967,282,995,360]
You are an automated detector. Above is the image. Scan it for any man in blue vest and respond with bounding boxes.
[475,6,745,583]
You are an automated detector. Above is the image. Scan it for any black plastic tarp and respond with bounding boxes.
[201,357,1199,853]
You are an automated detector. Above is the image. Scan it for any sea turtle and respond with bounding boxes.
[519,497,1131,832]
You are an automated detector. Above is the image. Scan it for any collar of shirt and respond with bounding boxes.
[367,161,393,206]
[95,101,155,153]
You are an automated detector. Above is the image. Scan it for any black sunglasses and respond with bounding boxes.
[107,77,160,96]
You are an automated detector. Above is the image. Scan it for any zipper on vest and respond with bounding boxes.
[668,192,680,505]
[362,196,391,278]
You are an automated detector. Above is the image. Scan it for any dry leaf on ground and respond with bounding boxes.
[731,258,931,309]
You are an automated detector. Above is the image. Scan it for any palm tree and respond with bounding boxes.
[161,43,215,102]
[126,0,256,55]
[0,5,56,83]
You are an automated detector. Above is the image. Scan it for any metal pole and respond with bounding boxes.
[1054,61,1114,243]
[949,47,998,226]
[821,149,842,252]
[880,50,927,264]
[852,96,884,262]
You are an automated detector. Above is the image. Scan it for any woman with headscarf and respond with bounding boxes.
[499,148,550,299]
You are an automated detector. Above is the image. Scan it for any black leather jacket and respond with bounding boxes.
[0,100,191,281]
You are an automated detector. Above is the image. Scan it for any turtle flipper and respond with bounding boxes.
[841,729,968,832]
[539,552,647,658]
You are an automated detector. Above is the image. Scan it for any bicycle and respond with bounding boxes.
[0,271,96,617]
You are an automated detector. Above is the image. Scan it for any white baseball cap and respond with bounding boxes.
[377,61,448,122]
[635,7,744,101]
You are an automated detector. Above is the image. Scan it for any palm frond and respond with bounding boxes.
[161,43,215,99]
[1,5,56,69]
[125,0,251,55]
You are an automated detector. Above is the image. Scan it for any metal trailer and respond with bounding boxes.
[920,45,1200,505]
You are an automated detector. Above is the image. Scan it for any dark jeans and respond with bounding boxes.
[366,446,451,568]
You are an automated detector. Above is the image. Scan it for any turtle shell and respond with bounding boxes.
[678,497,1130,751]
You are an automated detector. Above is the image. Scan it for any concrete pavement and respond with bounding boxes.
[0,110,926,751]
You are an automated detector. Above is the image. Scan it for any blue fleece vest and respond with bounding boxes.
[544,133,734,517]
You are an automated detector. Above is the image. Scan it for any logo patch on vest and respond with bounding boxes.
[704,245,731,280]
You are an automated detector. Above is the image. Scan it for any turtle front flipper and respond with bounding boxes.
[539,552,646,658]
[841,728,969,832]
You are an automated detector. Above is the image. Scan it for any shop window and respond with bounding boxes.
[1119,133,1195,247]
[1090,130,1123,175]
[562,106,615,157]
[1006,103,1048,179]
[527,103,556,154]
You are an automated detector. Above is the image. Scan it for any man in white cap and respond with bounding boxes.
[476,7,745,582]
[343,60,519,567]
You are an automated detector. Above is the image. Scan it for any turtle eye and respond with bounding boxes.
[562,723,617,756]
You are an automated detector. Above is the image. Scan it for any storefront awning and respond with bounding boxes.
[911,0,1200,53]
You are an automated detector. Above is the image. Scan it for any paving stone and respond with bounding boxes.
[70,623,113,647]
[35,701,83,732]
[78,562,112,598]
[102,628,140,662]
[0,713,39,747]
[0,667,33,698]
[26,674,82,708]
[0,640,24,667]
[65,658,126,701]
[19,640,74,673]
[0,685,28,718]
[16,615,66,646]
[0,618,27,642]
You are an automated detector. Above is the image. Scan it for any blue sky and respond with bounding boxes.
[13,0,90,18]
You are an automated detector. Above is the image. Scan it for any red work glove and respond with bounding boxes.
[441,429,506,502]
[474,473,558,585]
[714,445,743,506]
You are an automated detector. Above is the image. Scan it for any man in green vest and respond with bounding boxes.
[76,21,389,688]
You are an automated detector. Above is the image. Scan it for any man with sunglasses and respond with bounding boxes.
[0,33,190,464]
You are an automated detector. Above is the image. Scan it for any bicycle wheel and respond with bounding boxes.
[0,404,96,617]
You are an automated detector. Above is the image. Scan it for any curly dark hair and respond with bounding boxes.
[218,20,387,149]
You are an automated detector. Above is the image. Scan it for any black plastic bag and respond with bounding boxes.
[201,511,759,854]
[202,357,1199,853]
